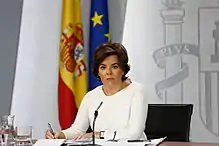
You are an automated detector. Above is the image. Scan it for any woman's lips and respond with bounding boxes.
[106,77,114,80]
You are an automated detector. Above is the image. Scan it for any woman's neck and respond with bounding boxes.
[103,82,124,96]
[103,79,131,96]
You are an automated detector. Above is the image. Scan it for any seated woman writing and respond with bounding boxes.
[45,43,148,141]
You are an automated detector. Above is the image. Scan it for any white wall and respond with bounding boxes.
[11,0,62,138]
[122,0,219,143]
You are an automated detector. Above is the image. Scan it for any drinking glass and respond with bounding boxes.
[0,115,15,144]
[0,125,9,145]
[14,126,32,145]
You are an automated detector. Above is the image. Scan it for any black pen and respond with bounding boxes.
[127,139,151,142]
[48,123,55,136]
[128,136,167,143]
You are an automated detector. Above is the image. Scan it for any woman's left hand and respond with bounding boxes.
[73,132,100,140]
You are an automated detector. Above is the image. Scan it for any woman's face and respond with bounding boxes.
[98,55,124,87]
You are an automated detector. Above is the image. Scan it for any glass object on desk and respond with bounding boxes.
[0,115,15,144]
[0,123,9,145]
[14,126,32,145]
[1,115,15,135]
[1,115,15,127]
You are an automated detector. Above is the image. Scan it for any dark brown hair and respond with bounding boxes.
[92,43,130,81]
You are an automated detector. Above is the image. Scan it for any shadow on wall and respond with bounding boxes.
[0,0,23,116]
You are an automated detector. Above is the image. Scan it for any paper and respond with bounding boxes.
[34,137,166,146]
[63,138,92,145]
[121,137,167,146]
[149,137,167,145]
[34,139,65,146]
[97,137,166,146]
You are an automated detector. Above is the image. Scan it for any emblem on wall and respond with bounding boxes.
[153,0,219,137]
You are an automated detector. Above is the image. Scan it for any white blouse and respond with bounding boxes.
[62,81,148,141]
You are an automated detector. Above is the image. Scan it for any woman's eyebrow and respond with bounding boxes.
[112,63,119,65]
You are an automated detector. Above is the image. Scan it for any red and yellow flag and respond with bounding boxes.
[58,0,87,130]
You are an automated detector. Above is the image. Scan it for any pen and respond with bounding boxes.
[127,139,151,142]
[48,123,55,136]
[128,136,167,143]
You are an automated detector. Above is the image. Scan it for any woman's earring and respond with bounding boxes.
[97,75,101,81]
[121,74,125,80]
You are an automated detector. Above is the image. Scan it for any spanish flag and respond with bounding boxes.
[58,0,87,130]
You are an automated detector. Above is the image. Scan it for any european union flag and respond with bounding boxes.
[89,0,110,90]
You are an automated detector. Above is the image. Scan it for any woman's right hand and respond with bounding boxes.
[45,130,60,139]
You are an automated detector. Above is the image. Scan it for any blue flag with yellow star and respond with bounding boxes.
[89,0,110,90]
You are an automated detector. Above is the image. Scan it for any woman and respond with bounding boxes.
[45,43,148,141]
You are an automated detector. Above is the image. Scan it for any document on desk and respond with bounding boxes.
[149,136,167,145]
[62,137,166,146]
[33,137,166,146]
[34,139,65,146]
[63,138,92,145]
[126,137,167,146]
